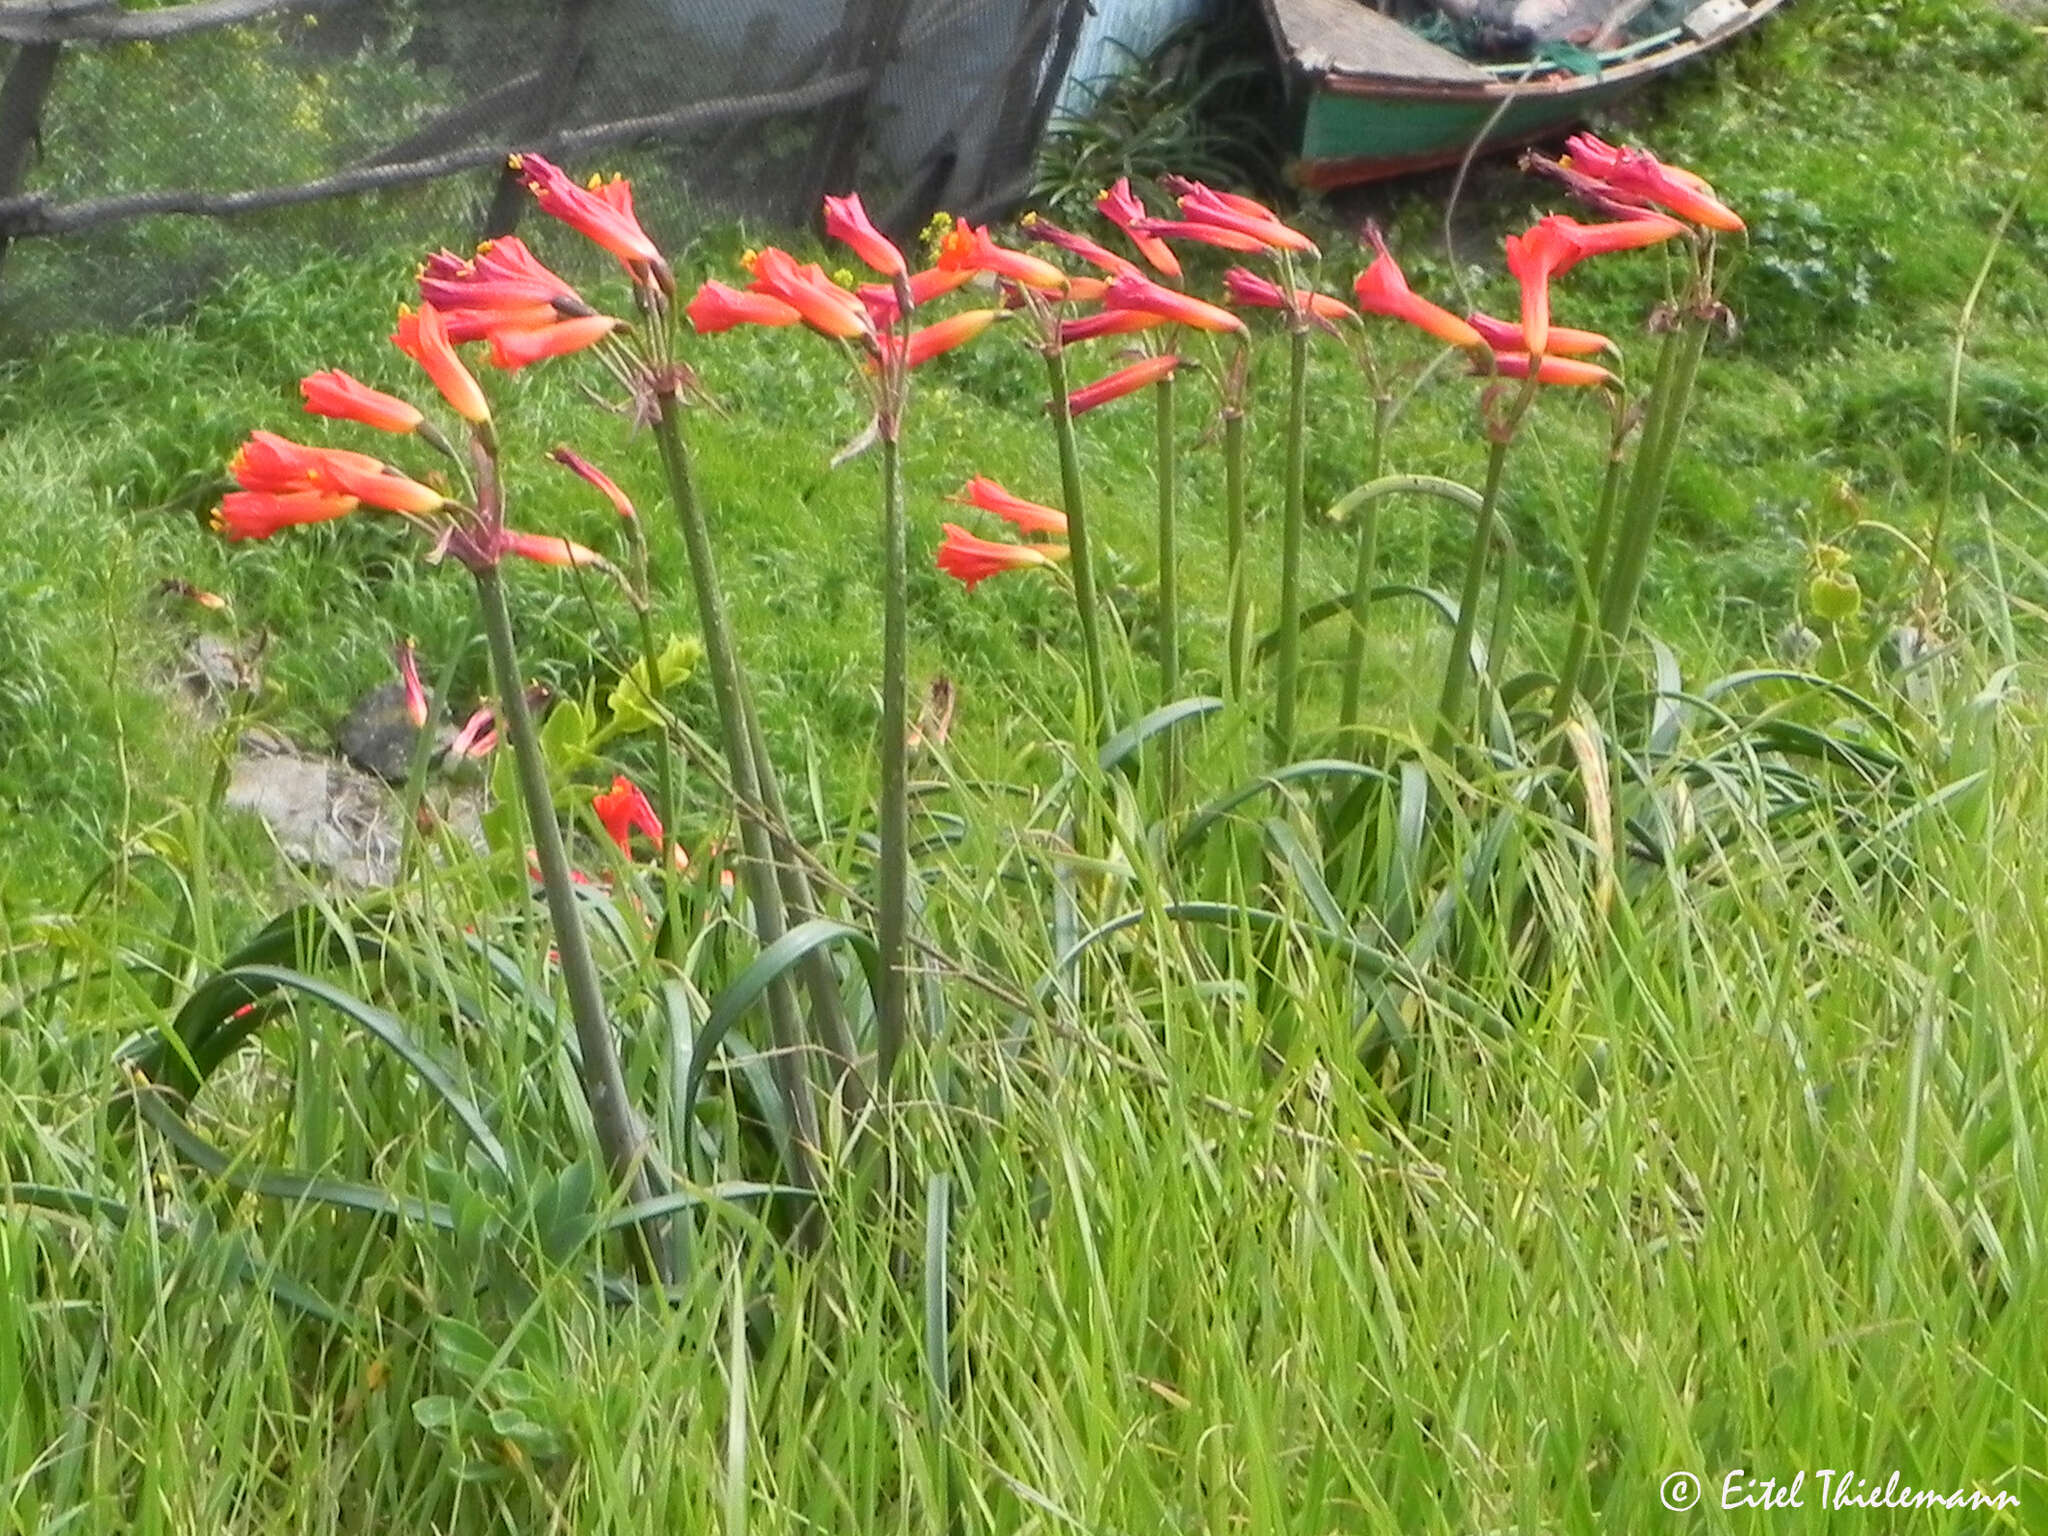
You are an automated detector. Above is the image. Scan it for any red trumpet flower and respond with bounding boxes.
[511,154,668,277]
[314,458,447,516]
[1097,178,1180,279]
[1058,309,1166,345]
[1021,213,1141,278]
[300,371,423,435]
[1131,218,1270,255]
[548,446,636,519]
[1103,273,1245,333]
[1351,233,1484,351]
[687,279,803,334]
[434,302,557,343]
[1064,354,1182,416]
[392,304,491,424]
[1222,267,1357,324]
[419,237,594,317]
[449,704,497,759]
[858,265,975,327]
[232,429,387,494]
[891,308,1005,368]
[592,775,664,855]
[229,430,443,515]
[1467,310,1610,358]
[396,638,429,729]
[1547,213,1689,261]
[948,476,1068,537]
[1481,353,1618,389]
[744,248,871,340]
[486,313,620,370]
[823,191,907,276]
[213,490,359,541]
[1502,218,1579,359]
[936,221,1069,292]
[501,530,610,569]
[1169,180,1317,255]
[936,524,1068,591]
[1504,214,1681,356]
[1560,133,1743,233]
[1160,175,1281,225]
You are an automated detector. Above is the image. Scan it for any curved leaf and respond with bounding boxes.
[681,920,883,1174]
[130,1088,457,1231]
[1648,637,1685,757]
[1098,696,1225,775]
[3,1184,132,1226]
[1042,901,1399,995]
[1254,584,1459,663]
[1175,759,1397,855]
[598,1183,816,1234]
[1700,669,1907,739]
[1263,818,1347,935]
[122,963,508,1178]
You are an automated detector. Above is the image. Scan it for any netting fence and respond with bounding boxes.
[0,0,1187,331]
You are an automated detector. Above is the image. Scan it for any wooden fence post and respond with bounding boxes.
[0,38,64,279]
[801,0,915,218]
[481,0,598,240]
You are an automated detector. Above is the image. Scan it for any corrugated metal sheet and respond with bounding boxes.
[1054,0,1218,122]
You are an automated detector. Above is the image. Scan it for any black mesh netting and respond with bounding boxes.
[0,0,1094,333]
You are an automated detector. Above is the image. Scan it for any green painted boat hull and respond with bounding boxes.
[1300,78,1640,184]
[1266,0,1789,190]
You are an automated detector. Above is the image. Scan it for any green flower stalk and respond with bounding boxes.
[1154,368,1181,800]
[1271,322,1311,760]
[652,390,822,1180]
[1338,392,1391,732]
[875,420,911,1088]
[1548,401,1635,731]
[1155,370,1181,705]
[474,562,667,1283]
[1591,311,1711,702]
[1222,349,1251,702]
[1433,435,1513,755]
[740,684,864,1116]
[1045,344,1112,736]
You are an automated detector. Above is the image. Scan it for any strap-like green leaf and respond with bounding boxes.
[1175,760,1396,855]
[681,920,882,1176]
[130,1088,457,1231]
[123,963,508,1177]
[1097,696,1225,775]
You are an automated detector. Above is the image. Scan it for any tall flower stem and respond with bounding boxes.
[1045,346,1110,736]
[652,391,821,1182]
[473,564,668,1284]
[875,425,910,1091]
[1271,323,1311,761]
[1154,370,1181,802]
[1433,436,1512,756]
[1223,402,1249,703]
[1338,394,1391,733]
[629,600,680,891]
[740,683,864,1116]
[1547,419,1632,732]
[1154,371,1180,704]
[1591,313,1710,704]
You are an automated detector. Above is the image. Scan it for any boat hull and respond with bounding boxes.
[1267,0,1787,190]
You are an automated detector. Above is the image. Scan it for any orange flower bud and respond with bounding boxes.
[300,371,424,435]
[392,304,490,425]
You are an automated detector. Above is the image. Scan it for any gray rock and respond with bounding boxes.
[335,681,455,784]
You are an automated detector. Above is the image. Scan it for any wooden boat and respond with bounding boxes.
[1258,0,1787,190]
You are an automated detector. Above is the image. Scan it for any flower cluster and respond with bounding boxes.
[212,156,666,576]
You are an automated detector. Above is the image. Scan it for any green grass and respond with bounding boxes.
[5,0,2048,1528]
